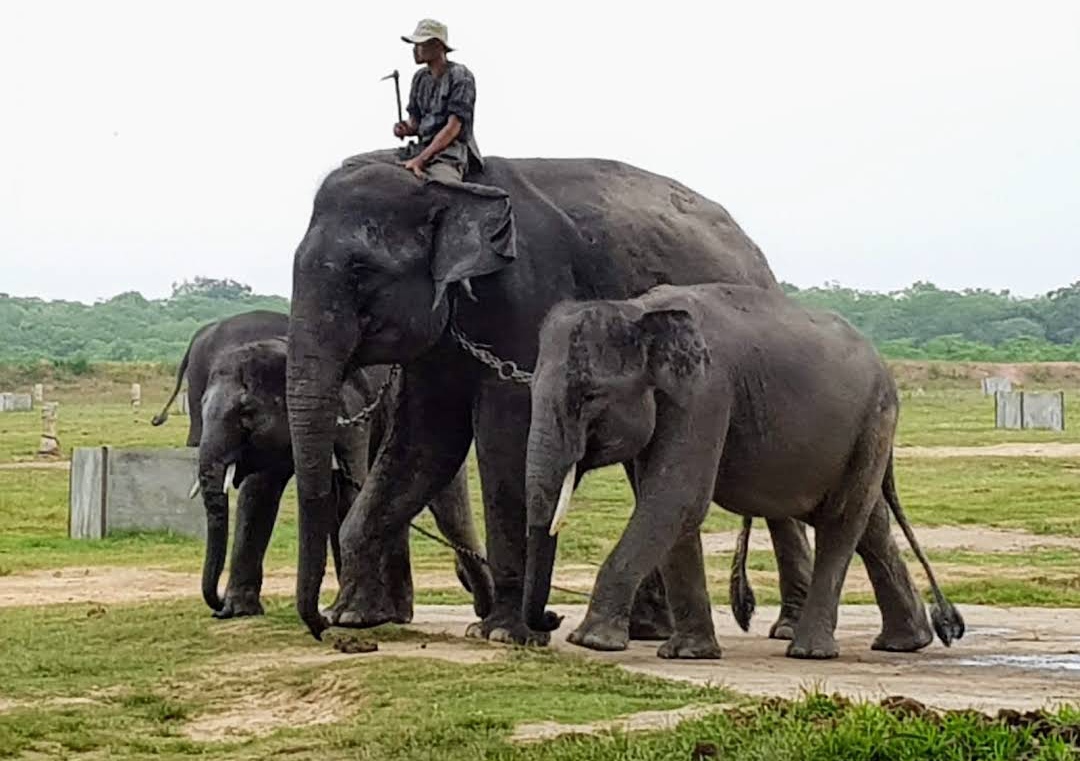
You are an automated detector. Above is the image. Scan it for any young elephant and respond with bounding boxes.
[157,313,492,622]
[523,283,964,660]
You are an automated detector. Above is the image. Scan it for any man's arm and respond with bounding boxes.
[410,116,462,163]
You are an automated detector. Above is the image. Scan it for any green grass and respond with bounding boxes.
[895,389,1080,447]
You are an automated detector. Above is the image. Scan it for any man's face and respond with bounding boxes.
[413,39,442,64]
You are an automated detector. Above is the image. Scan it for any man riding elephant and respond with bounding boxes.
[393,18,483,183]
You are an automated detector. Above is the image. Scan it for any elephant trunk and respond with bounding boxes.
[198,455,232,612]
[522,420,577,632]
[286,275,357,640]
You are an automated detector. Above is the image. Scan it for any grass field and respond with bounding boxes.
[1,366,1079,758]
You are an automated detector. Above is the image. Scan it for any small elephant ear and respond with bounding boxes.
[426,179,518,310]
[638,309,710,401]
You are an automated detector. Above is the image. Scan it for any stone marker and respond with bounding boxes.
[69,446,205,540]
[982,377,1012,395]
[38,402,60,457]
[33,383,44,403]
[0,392,33,412]
[995,390,1065,431]
[130,383,142,410]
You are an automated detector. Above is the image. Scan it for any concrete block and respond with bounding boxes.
[982,377,1012,395]
[994,391,1023,429]
[995,390,1065,431]
[0,392,33,412]
[1022,391,1065,431]
[69,446,205,540]
[33,384,44,403]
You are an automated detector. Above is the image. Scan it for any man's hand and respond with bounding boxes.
[403,155,427,178]
[393,121,415,138]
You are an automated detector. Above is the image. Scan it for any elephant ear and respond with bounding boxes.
[638,309,710,402]
[427,178,518,310]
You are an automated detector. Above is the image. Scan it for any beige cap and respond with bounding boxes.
[401,18,454,51]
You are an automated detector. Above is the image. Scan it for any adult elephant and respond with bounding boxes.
[286,149,812,642]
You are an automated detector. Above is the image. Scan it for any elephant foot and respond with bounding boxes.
[657,632,722,660]
[464,612,551,646]
[323,588,409,630]
[768,611,801,641]
[568,614,630,652]
[786,629,839,660]
[212,589,264,620]
[872,621,933,653]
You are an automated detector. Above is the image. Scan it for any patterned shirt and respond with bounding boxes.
[407,61,483,172]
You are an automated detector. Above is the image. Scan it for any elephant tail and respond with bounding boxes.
[152,341,193,426]
[882,449,965,646]
[729,515,756,632]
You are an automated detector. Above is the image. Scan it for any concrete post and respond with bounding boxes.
[131,383,141,410]
[33,383,44,403]
[38,402,60,457]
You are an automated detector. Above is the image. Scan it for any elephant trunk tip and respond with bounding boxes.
[151,412,168,426]
[298,602,329,641]
[203,588,225,612]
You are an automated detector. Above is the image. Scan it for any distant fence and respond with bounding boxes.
[69,446,204,540]
[994,391,1065,431]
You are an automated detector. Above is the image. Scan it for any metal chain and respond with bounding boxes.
[448,321,533,385]
[336,365,401,427]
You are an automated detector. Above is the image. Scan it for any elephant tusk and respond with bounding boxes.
[331,453,340,471]
[549,464,577,537]
[223,463,237,495]
[188,477,201,500]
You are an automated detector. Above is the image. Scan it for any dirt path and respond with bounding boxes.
[408,604,1080,714]
[1,441,1078,473]
[0,564,600,608]
[702,525,1080,555]
[895,442,1080,459]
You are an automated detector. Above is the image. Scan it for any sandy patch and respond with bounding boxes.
[0,696,101,714]
[701,525,1080,556]
[510,703,732,743]
[182,672,356,742]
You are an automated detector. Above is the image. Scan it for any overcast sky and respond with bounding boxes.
[2,1,1077,303]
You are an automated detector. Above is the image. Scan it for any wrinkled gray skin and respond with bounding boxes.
[523,282,965,660]
[155,312,493,621]
[284,149,813,642]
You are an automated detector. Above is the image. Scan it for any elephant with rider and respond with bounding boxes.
[283,148,819,642]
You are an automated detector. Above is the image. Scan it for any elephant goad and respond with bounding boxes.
[284,148,812,642]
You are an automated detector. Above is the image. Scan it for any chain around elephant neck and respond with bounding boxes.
[446,297,534,386]
[336,365,401,427]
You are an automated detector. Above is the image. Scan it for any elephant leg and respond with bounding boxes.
[328,364,474,630]
[787,435,890,660]
[656,530,722,659]
[766,517,812,640]
[470,381,552,645]
[622,462,675,641]
[216,470,288,619]
[427,462,495,619]
[857,496,933,652]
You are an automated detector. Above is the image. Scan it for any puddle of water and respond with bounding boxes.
[933,654,1080,672]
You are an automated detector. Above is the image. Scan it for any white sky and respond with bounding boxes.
[1,1,1078,303]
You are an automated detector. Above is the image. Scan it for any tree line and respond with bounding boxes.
[2,277,1079,366]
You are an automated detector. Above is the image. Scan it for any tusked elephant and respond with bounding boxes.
[154,311,493,621]
[521,282,965,660]
[284,148,814,642]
